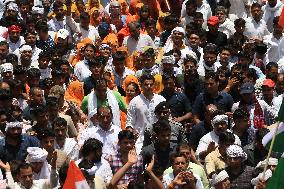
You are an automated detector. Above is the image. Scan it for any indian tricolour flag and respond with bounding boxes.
[63,161,90,189]
[262,96,284,189]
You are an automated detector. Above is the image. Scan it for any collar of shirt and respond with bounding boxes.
[96,124,116,133]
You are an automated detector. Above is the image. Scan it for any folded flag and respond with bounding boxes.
[62,160,90,189]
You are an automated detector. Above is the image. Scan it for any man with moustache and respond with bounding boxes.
[0,121,40,162]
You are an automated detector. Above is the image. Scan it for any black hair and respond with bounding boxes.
[145,18,157,28]
[162,74,176,83]
[38,51,50,60]
[185,0,197,7]
[52,117,67,129]
[183,55,198,66]
[153,119,171,134]
[58,163,69,185]
[194,12,204,19]
[27,68,41,78]
[246,68,258,81]
[24,31,37,39]
[53,1,64,10]
[40,78,54,89]
[13,65,27,75]
[0,89,12,100]
[95,78,108,88]
[17,163,33,173]
[170,152,188,165]
[6,54,18,65]
[112,51,126,61]
[233,108,249,120]
[81,138,103,157]
[139,73,155,84]
[266,62,278,70]
[118,130,135,141]
[205,71,219,82]
[46,96,59,107]
[33,104,48,116]
[154,101,170,113]
[80,12,90,20]
[19,0,29,6]
[0,41,8,48]
[251,2,261,9]
[255,128,270,141]
[234,18,246,27]
[97,105,112,115]
[204,43,219,55]
[35,20,49,33]
[164,14,179,24]
[273,16,280,25]
[51,68,65,76]
[37,129,55,140]
[126,82,141,95]
[218,131,235,145]
[83,43,96,53]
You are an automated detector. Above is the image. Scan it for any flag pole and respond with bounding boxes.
[164,0,171,11]
[262,121,281,180]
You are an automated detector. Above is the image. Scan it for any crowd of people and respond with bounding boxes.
[0,0,283,188]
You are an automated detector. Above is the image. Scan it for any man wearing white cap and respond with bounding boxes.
[160,55,182,77]
[196,114,241,160]
[211,169,230,189]
[19,45,34,69]
[0,62,13,81]
[225,144,254,189]
[0,121,40,162]
[0,150,58,189]
[31,5,44,20]
[26,147,51,180]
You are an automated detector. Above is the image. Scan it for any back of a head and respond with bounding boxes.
[153,119,171,134]
[218,131,235,145]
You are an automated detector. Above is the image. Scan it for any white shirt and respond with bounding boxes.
[126,93,166,152]
[113,68,135,87]
[197,60,218,77]
[74,59,92,81]
[79,124,121,156]
[263,33,283,62]
[40,68,52,79]
[135,64,161,78]
[163,172,204,189]
[76,158,113,184]
[244,17,270,40]
[7,36,25,53]
[6,169,58,189]
[54,137,79,160]
[219,18,236,39]
[196,130,241,158]
[122,33,155,55]
[47,17,72,34]
[262,1,283,32]
[66,16,99,43]
[272,94,283,113]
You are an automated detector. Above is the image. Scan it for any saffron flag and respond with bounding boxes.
[62,160,90,189]
[279,6,284,29]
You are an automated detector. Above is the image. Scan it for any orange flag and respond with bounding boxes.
[62,161,90,189]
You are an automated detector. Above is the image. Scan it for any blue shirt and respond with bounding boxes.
[0,134,40,162]
[193,91,234,120]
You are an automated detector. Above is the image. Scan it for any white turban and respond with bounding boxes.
[226,145,247,160]
[26,147,51,180]
[6,2,18,11]
[211,170,229,186]
[256,157,278,168]
[171,27,185,35]
[0,62,13,73]
[5,121,23,131]
[31,6,44,15]
[251,169,272,186]
[162,55,175,64]
[19,45,32,53]
[211,115,228,127]
[26,147,48,163]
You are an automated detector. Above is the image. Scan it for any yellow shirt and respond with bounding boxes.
[204,148,227,176]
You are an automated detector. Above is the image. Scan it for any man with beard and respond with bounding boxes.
[122,21,155,55]
[53,117,79,160]
[197,43,219,77]
[7,25,25,53]
[0,2,24,28]
[19,45,34,69]
[192,72,233,124]
[196,114,241,160]
[0,121,40,162]
[47,1,71,34]
[23,87,44,121]
[177,56,204,105]
[265,62,278,83]
[163,153,204,189]
[0,41,9,64]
